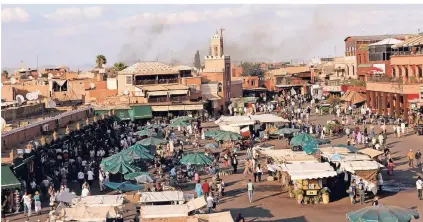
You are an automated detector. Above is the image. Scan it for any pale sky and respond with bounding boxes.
[1,4,423,70]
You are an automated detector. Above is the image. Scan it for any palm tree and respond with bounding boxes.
[1,70,8,78]
[113,62,128,71]
[95,55,107,68]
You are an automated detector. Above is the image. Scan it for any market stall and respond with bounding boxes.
[60,205,119,221]
[341,160,384,195]
[139,191,185,205]
[280,162,337,204]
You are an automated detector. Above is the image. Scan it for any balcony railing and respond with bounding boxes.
[147,96,188,103]
[391,51,423,56]
[135,79,179,85]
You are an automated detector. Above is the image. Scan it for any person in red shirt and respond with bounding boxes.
[201,180,209,201]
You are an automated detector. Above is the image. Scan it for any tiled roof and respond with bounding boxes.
[118,62,178,75]
[391,35,423,48]
[345,34,411,42]
[368,38,403,46]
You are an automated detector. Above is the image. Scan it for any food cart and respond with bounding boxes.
[318,104,331,115]
[280,162,337,204]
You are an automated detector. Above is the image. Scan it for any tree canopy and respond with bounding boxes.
[241,62,264,76]
[2,70,8,78]
[113,62,128,72]
[96,55,107,68]
[193,50,201,70]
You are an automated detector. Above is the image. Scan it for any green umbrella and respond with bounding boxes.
[172,116,194,122]
[128,144,149,153]
[205,143,218,149]
[136,129,152,137]
[124,172,151,180]
[140,137,168,146]
[214,131,242,141]
[103,162,141,174]
[204,130,224,138]
[101,153,133,166]
[346,205,419,222]
[168,120,190,128]
[180,153,213,165]
[290,133,318,146]
[272,128,301,135]
[121,146,154,160]
[302,141,319,154]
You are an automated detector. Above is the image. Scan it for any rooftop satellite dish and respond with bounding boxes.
[10,77,16,85]
[123,89,129,95]
[47,98,56,108]
[33,92,39,100]
[1,118,6,130]
[26,93,33,101]
[48,73,53,80]
[16,95,25,105]
[28,76,34,80]
[89,83,95,89]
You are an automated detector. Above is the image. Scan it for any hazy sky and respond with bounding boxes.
[1,4,423,69]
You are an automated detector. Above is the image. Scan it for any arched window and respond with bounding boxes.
[218,82,223,92]
[405,66,409,78]
[392,67,396,77]
[418,66,423,78]
[398,66,402,76]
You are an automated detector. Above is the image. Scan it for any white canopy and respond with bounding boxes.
[342,160,384,173]
[338,154,372,162]
[73,195,124,207]
[319,147,354,155]
[195,211,235,222]
[139,191,185,204]
[260,149,317,163]
[215,114,289,125]
[279,162,334,172]
[186,196,207,211]
[358,148,384,158]
[289,171,338,180]
[61,205,118,221]
[141,205,190,219]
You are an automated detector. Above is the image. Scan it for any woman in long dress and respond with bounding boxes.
[243,159,251,176]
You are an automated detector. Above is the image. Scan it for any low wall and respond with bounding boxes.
[1,103,45,122]
[1,107,92,154]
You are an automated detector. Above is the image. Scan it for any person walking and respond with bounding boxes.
[357,179,366,204]
[21,192,31,217]
[77,170,85,188]
[256,164,263,182]
[34,191,41,215]
[206,194,214,214]
[408,149,414,168]
[415,150,422,167]
[201,180,210,201]
[247,179,254,203]
[87,169,94,187]
[232,156,238,174]
[416,176,423,200]
[195,180,203,198]
[243,159,251,176]
[348,180,356,204]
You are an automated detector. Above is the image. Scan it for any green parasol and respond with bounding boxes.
[136,129,153,137]
[346,205,419,222]
[124,172,151,180]
[302,141,319,154]
[290,133,318,146]
[168,120,190,128]
[204,130,224,138]
[213,131,242,141]
[103,161,141,174]
[180,153,213,165]
[140,137,168,146]
[101,153,133,166]
[121,145,154,160]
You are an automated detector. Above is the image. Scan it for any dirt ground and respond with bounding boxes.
[4,113,423,222]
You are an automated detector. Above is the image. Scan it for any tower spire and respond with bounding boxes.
[220,27,225,37]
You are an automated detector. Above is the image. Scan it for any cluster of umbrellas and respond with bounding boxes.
[271,128,300,136]
[101,144,153,174]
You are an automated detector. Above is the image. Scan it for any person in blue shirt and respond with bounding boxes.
[195,180,203,198]
[170,167,176,178]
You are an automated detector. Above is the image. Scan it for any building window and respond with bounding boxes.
[126,76,133,85]
[405,67,409,78]
[418,66,422,78]
[251,80,255,86]
[392,67,396,77]
[398,67,402,77]
[218,83,223,92]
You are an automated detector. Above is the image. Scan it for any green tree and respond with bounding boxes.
[113,62,128,71]
[1,70,8,78]
[95,54,107,68]
[241,62,264,76]
[193,50,201,70]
